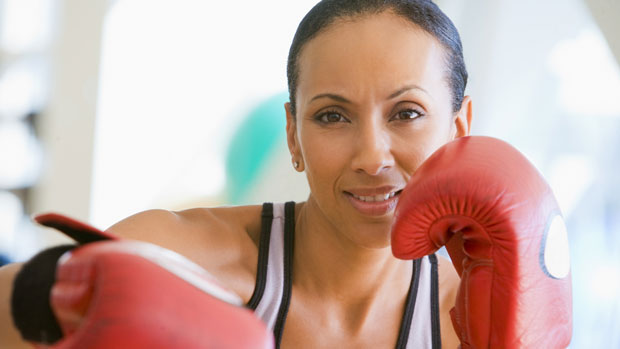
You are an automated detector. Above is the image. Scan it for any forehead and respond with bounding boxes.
[297,11,449,102]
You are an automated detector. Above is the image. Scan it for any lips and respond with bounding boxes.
[350,191,398,202]
[343,186,403,216]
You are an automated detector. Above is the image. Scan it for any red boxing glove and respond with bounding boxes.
[391,136,572,348]
[33,214,274,349]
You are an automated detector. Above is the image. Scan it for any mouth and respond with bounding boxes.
[343,188,403,216]
[348,190,400,202]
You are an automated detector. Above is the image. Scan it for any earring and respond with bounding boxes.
[292,155,304,171]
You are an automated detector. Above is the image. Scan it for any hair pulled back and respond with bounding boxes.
[287,0,468,116]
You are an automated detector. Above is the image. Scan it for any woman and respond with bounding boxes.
[1,0,471,347]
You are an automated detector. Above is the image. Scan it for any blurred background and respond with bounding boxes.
[0,0,618,346]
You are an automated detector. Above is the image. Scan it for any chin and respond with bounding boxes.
[348,223,393,250]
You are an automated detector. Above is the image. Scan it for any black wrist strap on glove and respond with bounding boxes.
[11,244,76,344]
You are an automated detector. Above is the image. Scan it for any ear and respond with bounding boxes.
[285,102,300,159]
[452,95,473,139]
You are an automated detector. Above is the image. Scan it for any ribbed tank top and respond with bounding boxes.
[246,202,441,348]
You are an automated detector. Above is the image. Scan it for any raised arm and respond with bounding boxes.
[2,205,269,348]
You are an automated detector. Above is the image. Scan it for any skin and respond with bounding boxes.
[0,10,472,349]
[282,11,471,347]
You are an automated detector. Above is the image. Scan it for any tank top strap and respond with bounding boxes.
[246,202,294,340]
[247,202,441,348]
[402,254,441,349]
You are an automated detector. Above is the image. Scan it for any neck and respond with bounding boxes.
[293,199,412,309]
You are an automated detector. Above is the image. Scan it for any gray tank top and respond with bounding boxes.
[246,202,441,348]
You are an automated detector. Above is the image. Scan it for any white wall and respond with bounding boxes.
[90,0,318,228]
[29,0,108,223]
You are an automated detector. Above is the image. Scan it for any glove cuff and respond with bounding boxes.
[11,244,76,344]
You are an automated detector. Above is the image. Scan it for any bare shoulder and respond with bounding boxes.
[106,204,264,301]
[106,205,264,251]
[437,254,460,348]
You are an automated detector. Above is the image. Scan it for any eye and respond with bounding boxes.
[315,110,347,124]
[391,108,423,121]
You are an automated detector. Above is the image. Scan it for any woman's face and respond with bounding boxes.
[287,11,471,248]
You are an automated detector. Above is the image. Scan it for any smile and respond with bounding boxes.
[343,188,403,216]
[351,191,398,202]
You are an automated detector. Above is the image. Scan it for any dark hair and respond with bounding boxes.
[286,0,468,116]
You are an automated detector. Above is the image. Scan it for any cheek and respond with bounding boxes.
[392,135,427,175]
[392,118,454,173]
[423,121,453,156]
[299,127,353,195]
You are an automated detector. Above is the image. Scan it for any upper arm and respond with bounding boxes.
[105,209,184,243]
[105,207,260,301]
[0,263,32,349]
[438,254,460,348]
[106,209,225,262]
[106,208,250,269]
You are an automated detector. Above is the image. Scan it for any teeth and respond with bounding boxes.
[352,191,397,202]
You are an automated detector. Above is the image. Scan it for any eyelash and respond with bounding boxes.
[315,109,348,124]
[392,108,424,121]
[313,107,424,124]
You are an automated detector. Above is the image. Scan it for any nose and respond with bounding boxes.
[350,117,395,176]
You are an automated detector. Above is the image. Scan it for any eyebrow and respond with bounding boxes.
[309,93,352,104]
[309,84,428,105]
[388,84,428,99]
